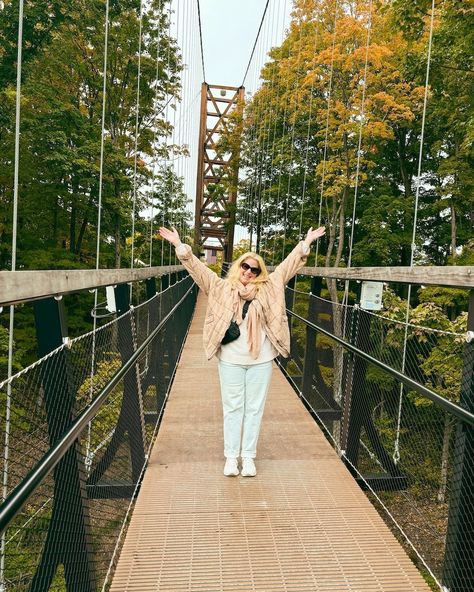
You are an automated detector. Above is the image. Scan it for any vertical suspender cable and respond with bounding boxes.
[131,0,144,292]
[240,0,272,251]
[87,0,110,470]
[250,0,272,253]
[298,11,320,240]
[338,0,372,379]
[261,0,282,256]
[271,0,289,264]
[161,3,173,269]
[343,0,372,307]
[315,1,338,267]
[252,18,271,251]
[149,7,164,267]
[170,0,179,267]
[164,2,173,274]
[95,0,110,274]
[281,12,305,260]
[393,0,436,464]
[1,1,24,589]
[243,36,261,250]
[245,57,260,248]
[269,0,292,262]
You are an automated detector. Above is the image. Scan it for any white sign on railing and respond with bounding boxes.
[360,281,384,311]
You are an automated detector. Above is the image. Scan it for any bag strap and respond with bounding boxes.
[242,299,252,320]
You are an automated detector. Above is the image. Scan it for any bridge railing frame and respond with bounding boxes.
[280,267,474,592]
[0,267,196,591]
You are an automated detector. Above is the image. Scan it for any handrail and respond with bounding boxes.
[2,264,473,307]
[287,308,474,427]
[0,265,185,306]
[0,283,195,535]
[298,265,474,289]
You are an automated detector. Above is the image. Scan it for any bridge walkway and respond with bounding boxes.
[110,293,431,592]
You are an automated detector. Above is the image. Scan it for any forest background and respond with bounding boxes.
[0,0,473,379]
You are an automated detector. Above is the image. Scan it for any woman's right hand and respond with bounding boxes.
[158,226,182,247]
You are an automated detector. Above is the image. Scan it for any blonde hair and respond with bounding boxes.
[226,252,269,286]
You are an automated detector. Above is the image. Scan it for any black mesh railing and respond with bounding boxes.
[0,274,196,592]
[281,278,474,592]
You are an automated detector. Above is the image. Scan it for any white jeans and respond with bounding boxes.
[218,360,273,459]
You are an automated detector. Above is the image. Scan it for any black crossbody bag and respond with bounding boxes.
[221,300,252,345]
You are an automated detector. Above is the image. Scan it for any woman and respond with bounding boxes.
[159,225,326,477]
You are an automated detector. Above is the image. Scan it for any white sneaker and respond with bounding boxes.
[223,458,239,476]
[241,457,257,477]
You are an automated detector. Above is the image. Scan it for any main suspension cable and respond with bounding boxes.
[196,0,206,81]
[241,0,271,88]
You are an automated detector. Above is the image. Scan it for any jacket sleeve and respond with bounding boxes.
[270,241,310,286]
[175,243,222,295]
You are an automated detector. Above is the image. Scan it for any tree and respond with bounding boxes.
[0,0,184,270]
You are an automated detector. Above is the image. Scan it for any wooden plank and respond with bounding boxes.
[0,265,184,306]
[296,265,474,288]
[208,84,242,91]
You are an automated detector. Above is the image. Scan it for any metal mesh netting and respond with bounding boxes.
[0,275,196,591]
[283,284,473,591]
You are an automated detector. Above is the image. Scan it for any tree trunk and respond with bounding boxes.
[450,201,457,259]
[114,213,121,269]
[70,205,76,253]
[53,196,59,245]
[76,212,89,255]
[437,415,454,503]
[397,130,413,274]
[397,130,412,200]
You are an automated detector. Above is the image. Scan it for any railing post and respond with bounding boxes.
[142,278,166,420]
[161,273,170,291]
[302,277,322,406]
[142,277,160,410]
[280,276,297,372]
[443,289,474,592]
[341,302,364,463]
[341,300,406,490]
[145,277,157,300]
[31,297,96,592]
[114,283,146,482]
[221,261,230,278]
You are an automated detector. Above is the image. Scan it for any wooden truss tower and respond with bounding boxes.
[194,83,245,262]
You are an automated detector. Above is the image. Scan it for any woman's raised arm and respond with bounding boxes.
[158,226,182,247]
[158,226,222,295]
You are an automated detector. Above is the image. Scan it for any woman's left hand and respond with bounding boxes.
[305,226,326,244]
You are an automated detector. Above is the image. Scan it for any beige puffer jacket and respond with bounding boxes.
[175,242,310,360]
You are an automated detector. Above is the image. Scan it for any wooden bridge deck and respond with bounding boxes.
[110,293,431,592]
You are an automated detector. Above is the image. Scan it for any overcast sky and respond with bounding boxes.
[199,0,290,90]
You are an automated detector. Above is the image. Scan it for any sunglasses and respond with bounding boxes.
[241,262,261,276]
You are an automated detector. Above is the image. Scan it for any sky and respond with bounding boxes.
[199,0,290,92]
[199,0,275,88]
[195,1,291,244]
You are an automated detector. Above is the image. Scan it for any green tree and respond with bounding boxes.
[0,0,184,270]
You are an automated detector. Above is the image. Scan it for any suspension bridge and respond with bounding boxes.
[0,1,473,591]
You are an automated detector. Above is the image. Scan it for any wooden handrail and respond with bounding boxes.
[297,265,474,289]
[0,265,185,306]
[1,264,473,306]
